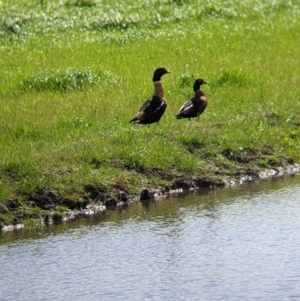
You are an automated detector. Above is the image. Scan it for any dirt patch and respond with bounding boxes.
[29,186,89,210]
[84,184,107,201]
[84,182,130,205]
[29,186,61,210]
[222,147,262,163]
[6,198,21,210]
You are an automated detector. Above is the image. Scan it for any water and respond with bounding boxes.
[1,175,300,301]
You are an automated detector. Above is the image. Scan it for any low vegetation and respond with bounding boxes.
[1,0,300,228]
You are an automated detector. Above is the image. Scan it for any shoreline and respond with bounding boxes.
[2,162,300,233]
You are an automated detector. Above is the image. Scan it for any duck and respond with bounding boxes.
[176,78,209,121]
[130,67,171,124]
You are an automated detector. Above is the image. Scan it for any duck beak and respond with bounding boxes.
[204,80,209,84]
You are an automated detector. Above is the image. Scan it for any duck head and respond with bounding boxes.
[152,67,171,82]
[193,78,209,91]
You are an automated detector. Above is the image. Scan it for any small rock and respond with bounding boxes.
[140,189,153,201]
[116,191,128,203]
[103,198,117,209]
[171,179,191,190]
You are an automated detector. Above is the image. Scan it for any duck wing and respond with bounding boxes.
[130,96,167,124]
[147,97,167,124]
[176,98,196,119]
[129,98,151,123]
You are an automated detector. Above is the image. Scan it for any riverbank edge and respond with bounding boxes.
[1,161,300,232]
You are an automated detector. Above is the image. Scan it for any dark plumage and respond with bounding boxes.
[130,67,171,125]
[176,78,209,120]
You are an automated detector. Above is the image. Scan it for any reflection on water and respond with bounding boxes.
[1,175,300,301]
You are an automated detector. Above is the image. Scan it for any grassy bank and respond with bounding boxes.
[1,0,300,228]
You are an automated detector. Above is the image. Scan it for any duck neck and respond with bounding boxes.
[153,81,164,98]
[195,89,205,97]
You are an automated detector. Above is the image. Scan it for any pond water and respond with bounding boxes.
[1,175,300,301]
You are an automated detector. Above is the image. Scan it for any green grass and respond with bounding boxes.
[1,0,300,227]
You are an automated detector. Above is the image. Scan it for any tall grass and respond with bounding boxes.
[1,0,300,225]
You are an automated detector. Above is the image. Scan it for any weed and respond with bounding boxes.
[214,68,250,88]
[18,69,117,93]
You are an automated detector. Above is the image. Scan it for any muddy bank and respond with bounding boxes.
[1,161,300,232]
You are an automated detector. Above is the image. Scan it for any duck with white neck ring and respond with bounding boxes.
[130,67,171,125]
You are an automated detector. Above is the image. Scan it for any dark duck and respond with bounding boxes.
[176,78,209,121]
[130,67,171,124]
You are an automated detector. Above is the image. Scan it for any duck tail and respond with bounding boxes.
[176,114,184,119]
[130,117,140,124]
